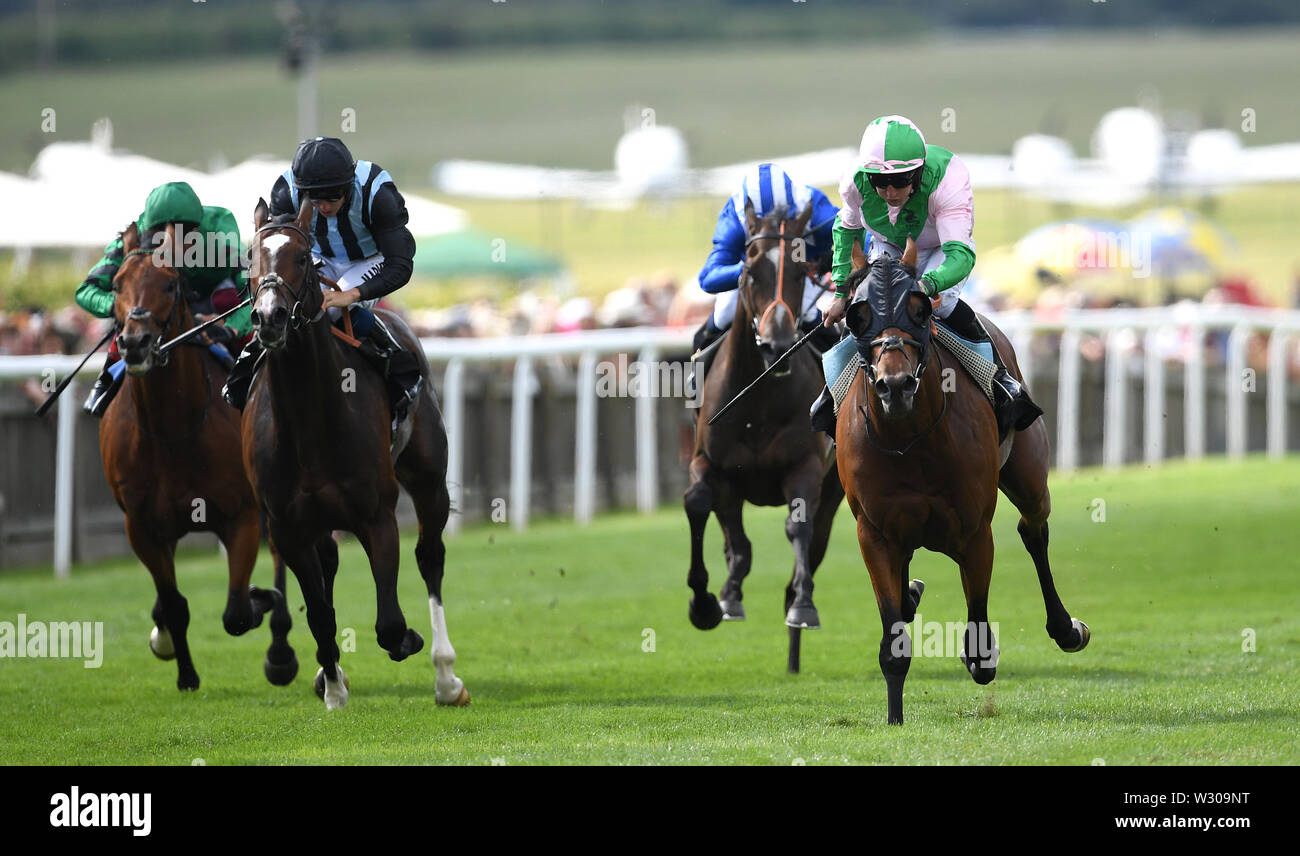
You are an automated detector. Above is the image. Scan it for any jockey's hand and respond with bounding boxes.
[823,295,851,327]
[321,289,361,311]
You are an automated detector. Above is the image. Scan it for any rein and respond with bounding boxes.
[251,222,359,347]
[858,322,946,457]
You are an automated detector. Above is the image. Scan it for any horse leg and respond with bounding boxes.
[998,423,1090,652]
[955,525,999,685]
[684,454,723,630]
[356,517,423,662]
[128,519,198,690]
[714,489,751,622]
[263,537,298,686]
[789,458,846,673]
[856,517,910,724]
[279,539,346,709]
[220,510,274,636]
[783,456,825,633]
[900,551,924,623]
[405,476,470,706]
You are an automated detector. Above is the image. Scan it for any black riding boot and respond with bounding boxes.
[809,385,836,440]
[84,355,125,417]
[364,315,424,436]
[687,318,725,399]
[222,339,265,411]
[942,300,1043,435]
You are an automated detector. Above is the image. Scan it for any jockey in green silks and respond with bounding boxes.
[76,181,251,416]
[811,114,1041,439]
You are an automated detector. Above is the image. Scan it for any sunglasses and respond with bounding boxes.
[309,188,348,202]
[868,171,917,190]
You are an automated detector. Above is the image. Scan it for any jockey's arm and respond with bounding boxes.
[353,184,415,303]
[74,235,125,319]
[918,155,977,297]
[697,202,746,294]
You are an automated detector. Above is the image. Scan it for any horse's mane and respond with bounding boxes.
[268,211,299,226]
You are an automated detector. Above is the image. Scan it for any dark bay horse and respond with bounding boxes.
[99,222,294,690]
[686,200,844,673]
[243,197,467,710]
[837,239,1089,724]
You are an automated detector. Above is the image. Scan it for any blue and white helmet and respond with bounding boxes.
[731,163,812,232]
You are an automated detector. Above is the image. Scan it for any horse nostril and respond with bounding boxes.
[250,309,261,326]
[904,376,920,395]
[271,306,288,327]
[874,377,891,399]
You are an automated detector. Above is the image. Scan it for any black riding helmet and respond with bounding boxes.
[292,137,356,198]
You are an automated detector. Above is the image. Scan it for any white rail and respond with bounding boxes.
[4,305,1300,575]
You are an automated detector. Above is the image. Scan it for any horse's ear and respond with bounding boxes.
[851,238,867,272]
[792,200,813,236]
[295,194,313,234]
[253,197,269,231]
[902,236,918,269]
[744,196,759,235]
[154,223,176,264]
[122,222,139,254]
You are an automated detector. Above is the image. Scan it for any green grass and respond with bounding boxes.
[1,456,1297,765]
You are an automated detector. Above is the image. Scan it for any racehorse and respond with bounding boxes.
[243,197,468,710]
[99,222,295,690]
[685,200,845,673]
[837,239,1090,724]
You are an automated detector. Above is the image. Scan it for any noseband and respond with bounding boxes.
[117,248,186,366]
[252,222,321,329]
[741,221,801,348]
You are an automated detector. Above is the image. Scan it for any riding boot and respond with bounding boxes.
[686,317,725,399]
[809,385,836,440]
[364,314,424,436]
[941,300,1043,435]
[84,355,126,417]
[222,339,265,411]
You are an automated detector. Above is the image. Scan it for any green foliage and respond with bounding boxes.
[0,457,1296,764]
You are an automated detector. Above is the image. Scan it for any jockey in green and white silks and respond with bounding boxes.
[812,115,1042,440]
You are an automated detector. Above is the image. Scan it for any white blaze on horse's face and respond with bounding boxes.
[252,233,296,349]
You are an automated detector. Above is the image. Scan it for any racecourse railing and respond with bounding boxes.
[2,303,1299,577]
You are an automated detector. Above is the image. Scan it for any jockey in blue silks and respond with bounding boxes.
[691,163,846,367]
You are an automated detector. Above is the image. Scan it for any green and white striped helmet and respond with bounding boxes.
[857,115,927,174]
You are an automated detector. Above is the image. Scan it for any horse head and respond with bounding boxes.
[740,198,814,375]
[113,222,189,376]
[846,237,934,420]
[249,196,320,351]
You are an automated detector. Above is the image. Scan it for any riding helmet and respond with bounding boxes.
[858,115,927,190]
[291,137,356,194]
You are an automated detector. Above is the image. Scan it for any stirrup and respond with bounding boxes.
[83,362,125,417]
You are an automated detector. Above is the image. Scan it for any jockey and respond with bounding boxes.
[77,181,250,416]
[690,163,843,380]
[222,136,423,434]
[812,114,1041,437]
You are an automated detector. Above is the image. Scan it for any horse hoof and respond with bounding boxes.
[689,593,723,630]
[149,626,175,660]
[719,599,746,621]
[437,684,471,707]
[389,628,425,662]
[264,653,299,686]
[177,674,199,692]
[315,666,350,709]
[909,579,925,608]
[785,605,820,630]
[248,585,283,615]
[961,647,999,685]
[1060,618,1091,653]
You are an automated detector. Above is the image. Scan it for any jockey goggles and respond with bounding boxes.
[308,185,350,202]
[867,169,919,190]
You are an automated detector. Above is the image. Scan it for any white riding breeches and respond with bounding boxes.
[317,254,384,321]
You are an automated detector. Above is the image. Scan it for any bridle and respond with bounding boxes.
[115,248,189,367]
[741,220,803,349]
[251,221,321,329]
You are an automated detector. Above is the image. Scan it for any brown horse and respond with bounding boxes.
[837,239,1089,724]
[686,201,845,673]
[242,197,467,710]
[99,222,295,690]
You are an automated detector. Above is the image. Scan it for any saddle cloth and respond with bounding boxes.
[822,321,999,415]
